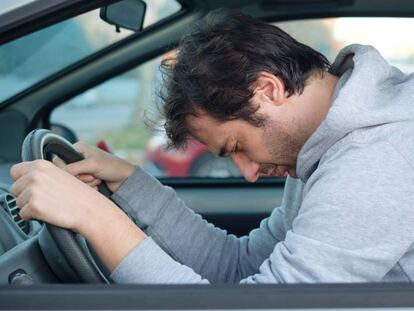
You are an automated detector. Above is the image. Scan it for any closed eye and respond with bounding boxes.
[232,143,241,153]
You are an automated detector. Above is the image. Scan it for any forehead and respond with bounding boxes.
[186,114,239,149]
[186,114,225,142]
[187,113,220,131]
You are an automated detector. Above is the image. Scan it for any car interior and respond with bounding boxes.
[1,0,414,310]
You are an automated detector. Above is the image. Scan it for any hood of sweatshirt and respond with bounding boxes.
[296,44,414,182]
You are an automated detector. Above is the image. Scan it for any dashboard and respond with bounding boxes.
[0,162,23,256]
[0,190,42,256]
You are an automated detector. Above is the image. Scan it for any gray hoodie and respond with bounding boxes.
[110,44,414,284]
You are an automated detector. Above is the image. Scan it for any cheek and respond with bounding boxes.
[244,133,274,162]
[261,124,293,160]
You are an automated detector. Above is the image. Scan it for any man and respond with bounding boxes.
[10,9,414,283]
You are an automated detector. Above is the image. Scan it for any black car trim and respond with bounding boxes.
[159,177,286,188]
[2,283,414,309]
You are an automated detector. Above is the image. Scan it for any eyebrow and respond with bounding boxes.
[218,137,229,157]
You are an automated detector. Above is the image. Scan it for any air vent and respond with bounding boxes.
[0,194,30,235]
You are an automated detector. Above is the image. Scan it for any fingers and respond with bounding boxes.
[87,179,102,189]
[78,174,102,188]
[53,141,91,168]
[10,162,34,181]
[15,186,39,221]
[64,157,99,177]
[53,156,66,169]
[53,141,104,188]
[10,160,51,182]
[11,161,52,205]
[15,187,31,213]
[55,160,103,189]
[53,141,91,171]
[10,156,102,228]
[73,142,92,156]
[19,204,34,221]
[11,172,34,197]
[78,174,95,183]
[53,142,100,180]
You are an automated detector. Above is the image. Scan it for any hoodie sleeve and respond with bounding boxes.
[112,140,414,284]
[110,166,288,283]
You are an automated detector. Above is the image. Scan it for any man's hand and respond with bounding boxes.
[54,142,135,193]
[10,160,146,272]
[10,160,105,232]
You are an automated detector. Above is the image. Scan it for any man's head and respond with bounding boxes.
[160,9,334,181]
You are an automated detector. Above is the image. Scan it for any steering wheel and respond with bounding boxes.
[22,129,112,283]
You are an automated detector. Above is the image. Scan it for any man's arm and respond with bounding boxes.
[111,140,414,284]
[111,167,295,283]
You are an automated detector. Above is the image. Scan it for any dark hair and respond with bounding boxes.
[160,9,330,148]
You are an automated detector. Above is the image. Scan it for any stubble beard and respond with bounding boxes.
[262,118,307,177]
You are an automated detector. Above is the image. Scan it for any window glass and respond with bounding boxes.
[276,18,414,72]
[0,0,181,103]
[51,18,414,178]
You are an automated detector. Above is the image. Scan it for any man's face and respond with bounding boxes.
[187,102,308,182]
[185,71,335,182]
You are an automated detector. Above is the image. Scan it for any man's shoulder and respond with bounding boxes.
[322,121,414,157]
[306,122,414,193]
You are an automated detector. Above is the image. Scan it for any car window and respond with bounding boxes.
[50,17,414,179]
[0,0,181,103]
[276,17,414,71]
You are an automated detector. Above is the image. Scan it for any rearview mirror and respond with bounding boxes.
[100,0,146,32]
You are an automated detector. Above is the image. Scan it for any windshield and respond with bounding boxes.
[0,0,181,103]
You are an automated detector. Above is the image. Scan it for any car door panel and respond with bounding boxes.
[174,185,284,236]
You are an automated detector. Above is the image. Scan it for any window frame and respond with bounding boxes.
[2,282,414,309]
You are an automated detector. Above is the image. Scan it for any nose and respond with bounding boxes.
[231,153,260,182]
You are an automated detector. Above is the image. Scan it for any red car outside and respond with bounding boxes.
[146,132,240,178]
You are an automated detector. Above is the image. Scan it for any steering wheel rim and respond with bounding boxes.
[22,129,110,283]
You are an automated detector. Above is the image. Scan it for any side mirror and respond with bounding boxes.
[100,0,146,32]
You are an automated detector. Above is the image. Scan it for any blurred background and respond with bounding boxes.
[1,1,413,177]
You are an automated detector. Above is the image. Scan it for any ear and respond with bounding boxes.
[252,72,286,106]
